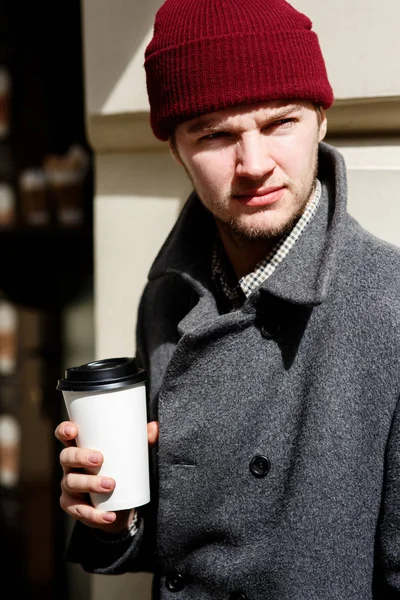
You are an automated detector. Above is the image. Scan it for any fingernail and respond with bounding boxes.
[88,453,101,464]
[101,479,113,490]
[64,426,73,437]
[103,513,115,522]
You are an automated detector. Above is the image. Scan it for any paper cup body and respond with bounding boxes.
[62,381,149,511]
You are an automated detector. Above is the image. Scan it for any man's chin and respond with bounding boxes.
[228,214,295,242]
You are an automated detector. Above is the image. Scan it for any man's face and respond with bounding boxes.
[171,101,327,245]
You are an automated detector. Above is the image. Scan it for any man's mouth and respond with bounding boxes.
[233,186,285,207]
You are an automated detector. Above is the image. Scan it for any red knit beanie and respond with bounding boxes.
[145,0,334,141]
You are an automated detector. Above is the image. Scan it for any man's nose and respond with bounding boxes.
[235,135,276,180]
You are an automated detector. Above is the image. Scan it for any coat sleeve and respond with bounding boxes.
[64,513,152,574]
[377,394,400,596]
[64,285,158,575]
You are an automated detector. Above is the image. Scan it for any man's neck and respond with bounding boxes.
[215,180,319,279]
[216,224,280,279]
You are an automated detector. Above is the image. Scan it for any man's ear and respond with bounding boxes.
[169,137,183,165]
[318,109,328,142]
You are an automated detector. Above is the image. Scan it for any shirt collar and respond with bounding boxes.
[211,180,322,309]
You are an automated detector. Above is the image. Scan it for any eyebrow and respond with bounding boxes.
[184,104,304,135]
[185,118,225,135]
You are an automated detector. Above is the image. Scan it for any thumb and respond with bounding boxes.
[147,421,159,447]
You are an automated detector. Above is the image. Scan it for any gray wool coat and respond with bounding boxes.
[67,142,400,600]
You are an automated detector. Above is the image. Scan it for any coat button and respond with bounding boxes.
[250,455,271,477]
[165,570,184,592]
[229,592,248,600]
[260,321,280,339]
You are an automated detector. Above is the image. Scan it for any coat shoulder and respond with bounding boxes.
[342,214,400,313]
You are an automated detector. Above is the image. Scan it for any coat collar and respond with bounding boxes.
[148,142,348,307]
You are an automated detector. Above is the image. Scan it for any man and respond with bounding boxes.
[55,1,400,598]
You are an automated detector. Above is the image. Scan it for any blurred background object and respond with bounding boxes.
[44,144,90,227]
[0,1,94,599]
[0,412,21,487]
[0,65,11,139]
[0,296,17,374]
[18,144,91,228]
[0,181,15,226]
[18,168,49,226]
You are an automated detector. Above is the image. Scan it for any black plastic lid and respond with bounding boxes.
[56,357,147,392]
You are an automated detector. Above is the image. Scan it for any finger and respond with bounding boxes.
[54,421,78,447]
[60,491,117,528]
[62,470,115,497]
[60,446,104,474]
[148,421,159,447]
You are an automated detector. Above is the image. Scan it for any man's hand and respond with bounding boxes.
[54,420,159,534]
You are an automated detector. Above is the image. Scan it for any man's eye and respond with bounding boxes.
[200,132,228,141]
[271,118,295,128]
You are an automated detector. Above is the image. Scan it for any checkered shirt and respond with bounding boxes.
[211,180,322,310]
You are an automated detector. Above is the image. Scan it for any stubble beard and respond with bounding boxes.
[181,145,319,249]
[218,153,319,247]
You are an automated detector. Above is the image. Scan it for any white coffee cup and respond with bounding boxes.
[57,357,149,512]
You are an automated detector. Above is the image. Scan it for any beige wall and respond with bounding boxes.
[82,0,163,115]
[79,1,400,599]
[327,138,400,247]
[94,152,191,358]
[290,0,400,100]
